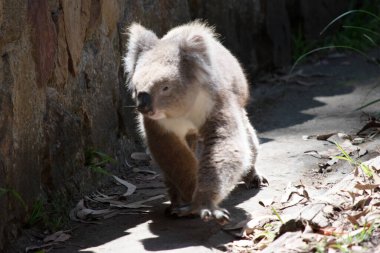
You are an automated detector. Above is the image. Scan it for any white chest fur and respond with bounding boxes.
[157,90,214,141]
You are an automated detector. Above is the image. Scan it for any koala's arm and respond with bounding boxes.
[143,118,198,205]
[193,99,252,223]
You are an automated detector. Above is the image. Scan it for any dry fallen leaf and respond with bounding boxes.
[279,182,309,210]
[70,199,119,222]
[304,150,323,158]
[223,218,251,231]
[317,226,346,236]
[352,137,365,144]
[244,215,277,235]
[279,194,305,210]
[43,230,71,243]
[341,190,360,204]
[25,243,55,253]
[131,152,151,161]
[133,167,157,175]
[352,197,372,211]
[26,231,71,252]
[110,194,165,209]
[113,175,137,196]
[346,209,370,226]
[302,133,337,141]
[372,173,380,185]
[364,211,380,224]
[281,182,295,203]
[354,182,378,191]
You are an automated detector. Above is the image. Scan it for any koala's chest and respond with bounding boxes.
[157,90,214,141]
[159,118,198,140]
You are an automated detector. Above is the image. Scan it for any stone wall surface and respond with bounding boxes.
[0,0,351,249]
[188,0,351,74]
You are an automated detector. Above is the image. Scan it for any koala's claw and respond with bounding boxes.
[245,173,269,189]
[200,208,230,225]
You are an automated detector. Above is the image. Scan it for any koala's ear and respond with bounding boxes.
[180,34,210,64]
[124,23,158,75]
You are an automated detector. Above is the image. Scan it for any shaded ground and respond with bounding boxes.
[7,50,380,253]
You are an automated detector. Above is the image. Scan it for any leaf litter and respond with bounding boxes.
[24,151,166,252]
[25,230,72,252]
[227,152,380,252]
[303,132,369,173]
[70,152,165,223]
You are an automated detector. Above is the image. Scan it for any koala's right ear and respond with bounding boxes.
[124,23,158,77]
[180,34,210,65]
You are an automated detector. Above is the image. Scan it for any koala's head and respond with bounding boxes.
[124,22,214,120]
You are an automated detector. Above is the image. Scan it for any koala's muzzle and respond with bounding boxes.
[136,92,152,113]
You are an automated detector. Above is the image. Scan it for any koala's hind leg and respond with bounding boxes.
[143,118,198,215]
[193,104,252,224]
[242,114,269,188]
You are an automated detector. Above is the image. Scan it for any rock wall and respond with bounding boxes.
[188,0,350,75]
[0,0,351,249]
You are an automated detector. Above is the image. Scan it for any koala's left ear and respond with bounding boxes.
[180,34,210,65]
[124,23,158,76]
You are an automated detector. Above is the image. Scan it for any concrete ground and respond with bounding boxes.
[10,50,380,253]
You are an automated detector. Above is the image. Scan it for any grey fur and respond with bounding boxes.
[124,21,267,224]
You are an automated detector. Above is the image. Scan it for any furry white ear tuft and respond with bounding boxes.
[181,34,208,55]
[124,23,158,76]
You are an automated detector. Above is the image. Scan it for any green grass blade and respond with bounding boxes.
[320,10,380,36]
[355,98,380,111]
[334,156,352,162]
[343,25,380,37]
[0,188,9,197]
[27,200,44,226]
[89,165,111,176]
[0,188,27,209]
[362,34,377,46]
[290,45,377,73]
[360,163,373,177]
[334,142,354,163]
[10,189,27,209]
[271,207,284,224]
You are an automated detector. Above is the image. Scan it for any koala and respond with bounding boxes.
[124,21,267,224]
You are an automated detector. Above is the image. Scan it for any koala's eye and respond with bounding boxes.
[162,86,169,92]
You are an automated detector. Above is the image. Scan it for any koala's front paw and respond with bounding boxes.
[200,207,230,225]
[244,173,269,189]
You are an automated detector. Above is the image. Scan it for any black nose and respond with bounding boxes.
[136,92,152,113]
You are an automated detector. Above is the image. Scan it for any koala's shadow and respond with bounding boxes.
[141,185,261,251]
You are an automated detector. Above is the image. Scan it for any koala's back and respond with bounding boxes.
[162,22,249,106]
